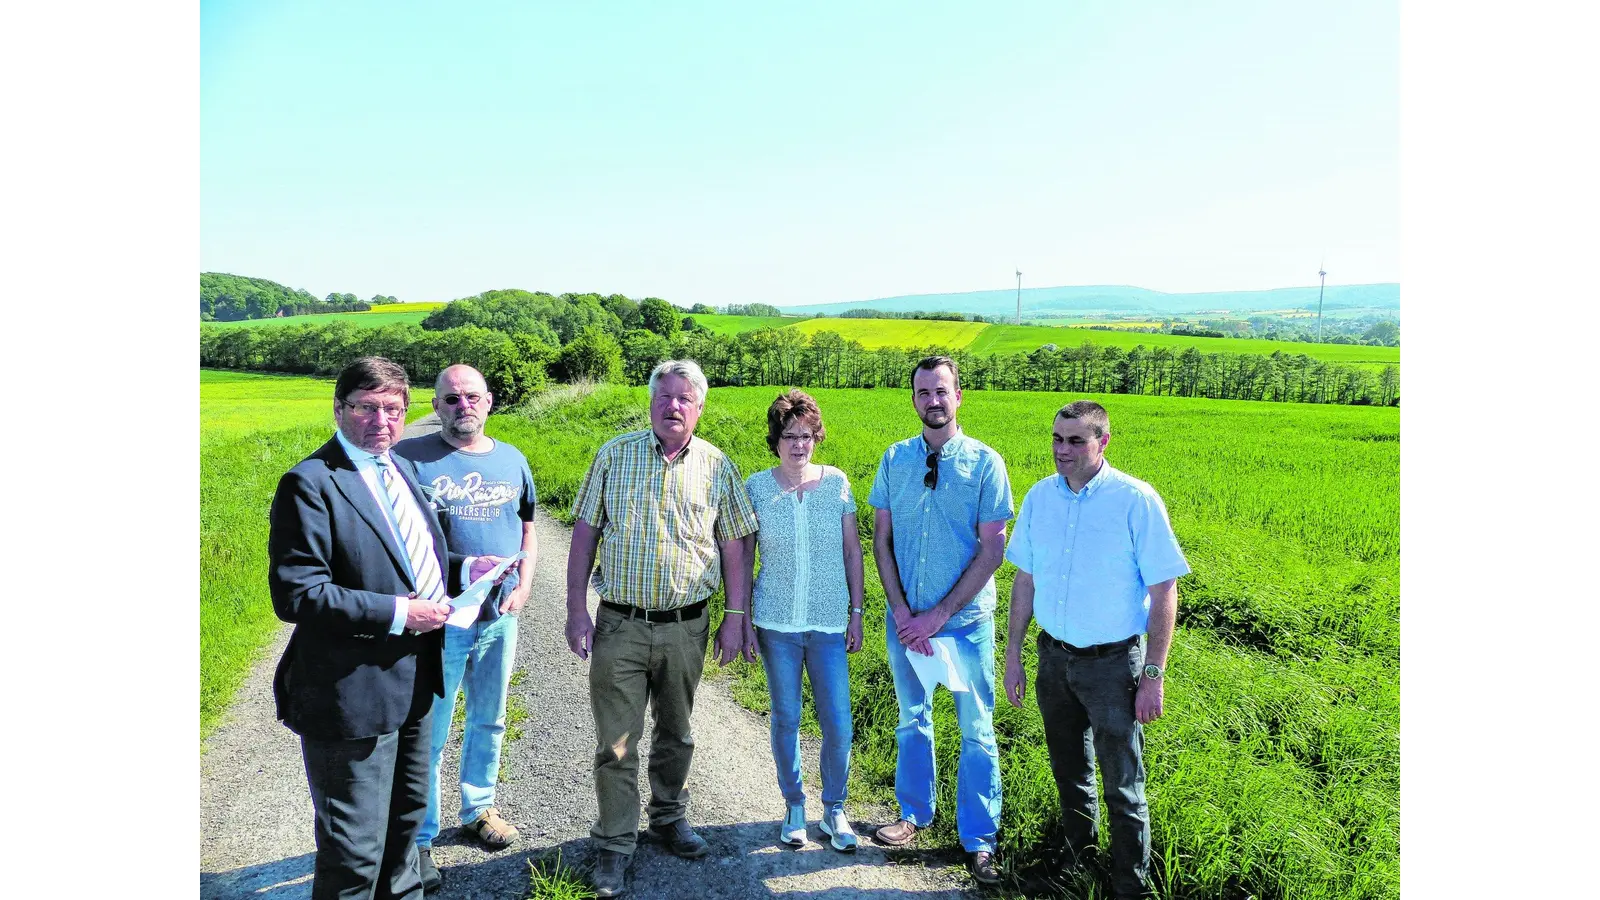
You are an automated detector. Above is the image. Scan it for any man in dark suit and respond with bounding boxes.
[269,356,506,899]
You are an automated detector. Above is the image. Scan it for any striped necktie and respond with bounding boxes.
[373,456,447,603]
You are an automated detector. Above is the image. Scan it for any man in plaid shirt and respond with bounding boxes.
[563,359,758,898]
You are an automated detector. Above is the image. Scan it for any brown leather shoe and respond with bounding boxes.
[462,807,519,848]
[969,850,1001,885]
[872,818,919,847]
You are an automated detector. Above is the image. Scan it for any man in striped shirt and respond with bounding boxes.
[563,359,759,898]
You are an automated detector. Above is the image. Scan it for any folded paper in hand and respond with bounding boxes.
[445,552,526,628]
[905,636,970,694]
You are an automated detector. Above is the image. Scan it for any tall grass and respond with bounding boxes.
[501,384,1399,900]
[197,373,1399,897]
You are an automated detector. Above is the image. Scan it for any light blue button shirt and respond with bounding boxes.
[1005,462,1190,647]
[867,430,1014,630]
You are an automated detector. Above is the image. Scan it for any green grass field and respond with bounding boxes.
[686,313,1399,370]
[206,309,435,329]
[1029,317,1169,327]
[788,316,991,349]
[362,301,447,314]
[968,324,1402,369]
[199,370,429,736]
[198,372,1398,897]
[686,313,804,335]
[492,385,1398,900]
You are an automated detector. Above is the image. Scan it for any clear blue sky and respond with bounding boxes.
[201,0,1397,308]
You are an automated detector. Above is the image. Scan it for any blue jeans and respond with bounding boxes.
[417,612,518,848]
[884,615,1002,853]
[757,628,853,809]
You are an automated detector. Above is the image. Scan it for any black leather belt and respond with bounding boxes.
[600,599,707,624]
[1041,632,1139,657]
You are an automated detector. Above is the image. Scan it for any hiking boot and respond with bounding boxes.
[818,805,858,853]
[417,846,442,894]
[649,818,710,859]
[970,850,1001,885]
[592,849,629,898]
[462,806,519,849]
[872,818,919,847]
[779,803,807,847]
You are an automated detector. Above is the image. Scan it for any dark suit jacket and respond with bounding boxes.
[268,437,464,741]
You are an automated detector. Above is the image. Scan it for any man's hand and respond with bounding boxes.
[405,599,451,633]
[1135,676,1165,724]
[896,607,948,649]
[565,607,595,660]
[470,555,513,584]
[1003,655,1027,707]
[845,612,864,654]
[713,618,748,666]
[887,603,934,655]
[499,583,530,615]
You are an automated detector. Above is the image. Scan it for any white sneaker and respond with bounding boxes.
[779,803,807,847]
[819,805,858,852]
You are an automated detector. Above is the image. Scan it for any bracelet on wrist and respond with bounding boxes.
[723,608,746,616]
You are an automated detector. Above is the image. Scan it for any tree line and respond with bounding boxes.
[201,296,1398,407]
[202,273,401,322]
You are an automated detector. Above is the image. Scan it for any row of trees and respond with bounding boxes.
[201,315,1399,407]
[417,289,709,345]
[200,322,555,406]
[201,273,397,322]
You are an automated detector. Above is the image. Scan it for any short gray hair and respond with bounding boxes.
[647,359,708,407]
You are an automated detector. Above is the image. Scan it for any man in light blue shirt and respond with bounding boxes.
[1002,400,1189,900]
[866,356,1013,886]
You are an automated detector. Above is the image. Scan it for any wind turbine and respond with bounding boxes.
[1315,262,1327,343]
[1015,268,1023,325]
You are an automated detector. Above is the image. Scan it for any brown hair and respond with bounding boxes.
[1056,400,1111,437]
[765,390,826,457]
[911,355,960,392]
[335,356,410,405]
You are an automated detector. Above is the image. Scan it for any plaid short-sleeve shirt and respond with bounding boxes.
[571,430,759,610]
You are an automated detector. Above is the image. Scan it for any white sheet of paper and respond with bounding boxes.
[904,636,970,694]
[444,552,526,628]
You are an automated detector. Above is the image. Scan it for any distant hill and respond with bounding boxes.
[779,283,1400,318]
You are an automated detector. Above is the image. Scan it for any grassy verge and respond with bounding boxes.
[495,384,1398,900]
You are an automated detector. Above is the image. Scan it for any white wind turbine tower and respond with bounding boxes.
[1015,268,1023,325]
[1316,262,1328,343]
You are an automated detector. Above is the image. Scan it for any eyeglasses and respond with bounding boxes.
[924,452,939,490]
[341,400,406,420]
[443,393,486,407]
[780,432,815,444]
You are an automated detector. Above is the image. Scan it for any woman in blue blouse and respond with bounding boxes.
[743,390,866,851]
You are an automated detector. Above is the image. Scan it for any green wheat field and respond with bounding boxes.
[200,371,1398,899]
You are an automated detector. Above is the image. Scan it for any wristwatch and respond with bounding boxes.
[1143,663,1164,680]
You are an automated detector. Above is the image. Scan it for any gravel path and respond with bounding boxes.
[200,416,979,899]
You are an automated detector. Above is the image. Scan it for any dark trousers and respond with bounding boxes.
[588,604,711,855]
[300,709,433,900]
[1035,632,1150,899]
